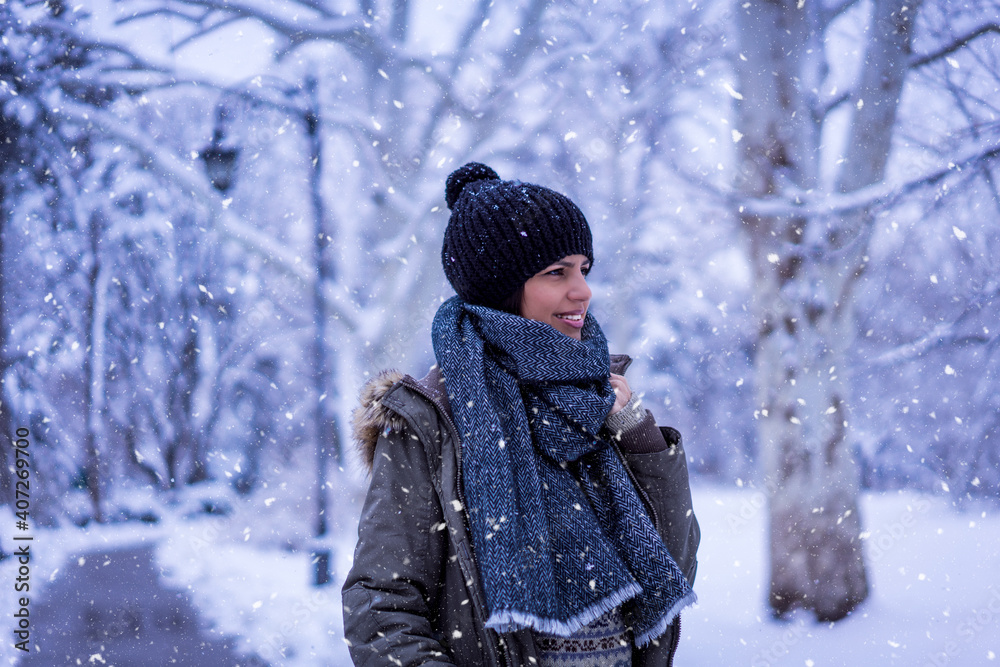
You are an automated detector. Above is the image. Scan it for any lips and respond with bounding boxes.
[555,311,585,328]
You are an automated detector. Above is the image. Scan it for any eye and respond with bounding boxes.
[546,268,564,276]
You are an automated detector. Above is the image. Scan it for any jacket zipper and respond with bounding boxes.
[666,615,681,667]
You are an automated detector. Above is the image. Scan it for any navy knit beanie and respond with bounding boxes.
[441,162,593,309]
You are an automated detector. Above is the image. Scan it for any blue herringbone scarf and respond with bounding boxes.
[432,296,695,646]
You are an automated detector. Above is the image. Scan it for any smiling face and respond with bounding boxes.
[519,254,592,340]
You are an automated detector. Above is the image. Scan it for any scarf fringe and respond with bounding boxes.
[485,582,643,637]
[633,589,699,648]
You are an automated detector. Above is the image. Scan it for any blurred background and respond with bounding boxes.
[0,0,998,664]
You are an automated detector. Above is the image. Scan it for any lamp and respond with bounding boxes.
[201,128,239,193]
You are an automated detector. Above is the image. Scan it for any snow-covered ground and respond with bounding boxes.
[3,482,998,666]
[678,486,1000,666]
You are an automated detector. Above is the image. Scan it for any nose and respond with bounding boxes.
[568,270,591,302]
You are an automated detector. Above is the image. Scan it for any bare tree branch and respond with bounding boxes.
[734,139,1000,217]
[872,323,993,367]
[117,7,205,23]
[872,272,1000,367]
[119,0,361,45]
[910,23,1000,69]
[170,14,244,52]
[819,90,851,118]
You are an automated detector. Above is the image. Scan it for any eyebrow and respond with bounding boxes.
[550,259,590,268]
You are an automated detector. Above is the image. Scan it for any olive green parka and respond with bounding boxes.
[342,356,699,666]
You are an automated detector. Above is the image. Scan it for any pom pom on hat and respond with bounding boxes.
[441,162,593,309]
[445,162,499,210]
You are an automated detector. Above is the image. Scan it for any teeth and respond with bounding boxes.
[558,314,582,321]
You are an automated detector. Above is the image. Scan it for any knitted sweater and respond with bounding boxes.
[535,609,632,667]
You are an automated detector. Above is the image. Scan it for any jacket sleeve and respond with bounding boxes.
[622,423,700,586]
[342,422,456,667]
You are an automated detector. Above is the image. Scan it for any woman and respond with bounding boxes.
[343,163,699,666]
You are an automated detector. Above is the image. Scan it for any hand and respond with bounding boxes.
[608,373,631,415]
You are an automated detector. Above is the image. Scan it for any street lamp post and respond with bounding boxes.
[303,74,338,587]
[201,79,339,587]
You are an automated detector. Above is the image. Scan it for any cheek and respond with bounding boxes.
[520,283,557,320]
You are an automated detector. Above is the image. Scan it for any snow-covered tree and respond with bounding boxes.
[730,0,1000,620]
[0,0,157,515]
[0,0,257,522]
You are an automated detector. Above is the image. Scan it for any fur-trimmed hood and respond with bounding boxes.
[351,369,408,473]
[351,364,454,473]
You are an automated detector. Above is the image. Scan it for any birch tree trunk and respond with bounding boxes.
[734,0,920,621]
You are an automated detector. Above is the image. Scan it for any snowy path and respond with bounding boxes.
[16,543,265,666]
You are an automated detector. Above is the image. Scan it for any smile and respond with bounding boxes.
[555,313,585,328]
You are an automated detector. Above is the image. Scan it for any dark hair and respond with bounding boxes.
[498,285,525,316]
